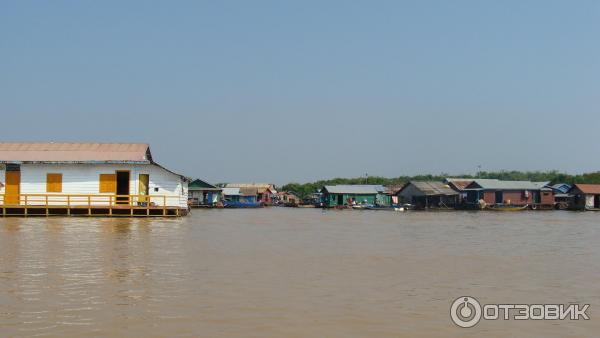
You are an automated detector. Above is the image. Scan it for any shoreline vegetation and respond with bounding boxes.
[281,171,600,198]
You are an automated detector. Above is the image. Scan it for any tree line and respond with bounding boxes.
[280,171,600,199]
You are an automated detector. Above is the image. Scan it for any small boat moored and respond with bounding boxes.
[485,204,529,211]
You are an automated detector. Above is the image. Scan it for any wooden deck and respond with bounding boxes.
[0,194,188,217]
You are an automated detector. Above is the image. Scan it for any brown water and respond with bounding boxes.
[1,209,599,337]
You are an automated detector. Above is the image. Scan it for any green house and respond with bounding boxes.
[321,185,391,207]
[188,179,222,207]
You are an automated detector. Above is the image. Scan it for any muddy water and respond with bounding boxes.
[1,209,599,337]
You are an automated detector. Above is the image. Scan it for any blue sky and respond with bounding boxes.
[1,1,599,184]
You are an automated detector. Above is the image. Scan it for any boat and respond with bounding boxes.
[364,205,405,211]
[223,201,263,208]
[365,205,391,210]
[485,204,529,211]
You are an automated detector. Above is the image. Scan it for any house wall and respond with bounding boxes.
[257,192,272,203]
[411,195,457,209]
[540,191,554,205]
[376,194,392,206]
[398,184,423,204]
[3,163,187,207]
[224,194,240,202]
[481,190,553,206]
[189,190,221,204]
[482,191,529,205]
[585,195,594,209]
[325,193,377,207]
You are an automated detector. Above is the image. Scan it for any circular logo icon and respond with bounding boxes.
[450,296,482,328]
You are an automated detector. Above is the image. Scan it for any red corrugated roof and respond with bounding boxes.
[573,184,600,194]
[0,143,150,162]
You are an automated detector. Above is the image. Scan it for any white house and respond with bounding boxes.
[0,143,188,215]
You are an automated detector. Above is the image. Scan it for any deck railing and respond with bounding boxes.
[0,194,182,208]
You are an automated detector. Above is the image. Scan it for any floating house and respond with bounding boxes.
[188,179,222,207]
[0,143,188,216]
[303,191,323,206]
[222,187,261,208]
[225,183,277,204]
[551,183,573,209]
[321,185,391,207]
[397,181,458,209]
[464,179,554,208]
[568,184,600,210]
[276,191,300,206]
[222,187,242,203]
[444,178,474,205]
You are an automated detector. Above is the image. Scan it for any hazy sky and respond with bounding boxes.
[1,1,599,184]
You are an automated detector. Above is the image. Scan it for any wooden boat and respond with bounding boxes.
[486,204,529,211]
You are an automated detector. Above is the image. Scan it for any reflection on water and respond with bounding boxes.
[1,209,599,337]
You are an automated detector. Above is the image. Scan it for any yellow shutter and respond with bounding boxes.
[46,173,62,193]
[99,174,116,193]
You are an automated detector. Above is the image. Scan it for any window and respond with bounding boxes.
[46,173,62,192]
[99,174,116,193]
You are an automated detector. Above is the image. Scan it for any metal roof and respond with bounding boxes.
[222,187,241,196]
[323,185,384,194]
[571,184,600,195]
[467,179,546,190]
[0,142,150,163]
[401,181,458,196]
[225,183,277,194]
[189,179,221,191]
[551,183,572,194]
[444,178,474,191]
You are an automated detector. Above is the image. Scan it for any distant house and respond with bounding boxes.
[568,184,600,210]
[303,191,323,206]
[222,187,242,203]
[188,179,222,207]
[222,187,261,207]
[0,142,188,216]
[551,183,573,209]
[225,183,277,204]
[276,191,299,205]
[444,178,474,205]
[464,179,554,208]
[397,181,458,209]
[321,185,391,207]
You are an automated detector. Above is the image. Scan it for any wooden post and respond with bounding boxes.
[46,195,49,216]
[109,195,113,216]
[163,196,166,216]
[88,195,91,216]
[147,196,150,216]
[67,195,71,216]
[24,195,28,216]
